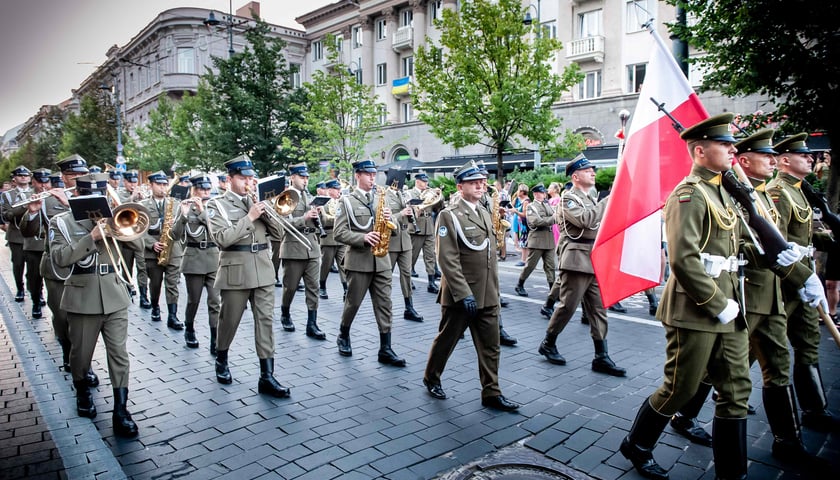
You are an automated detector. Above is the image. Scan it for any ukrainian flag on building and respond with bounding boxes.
[392,77,410,96]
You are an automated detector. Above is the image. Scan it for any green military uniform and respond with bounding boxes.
[116,173,147,298]
[516,185,557,293]
[407,178,443,291]
[387,188,423,321]
[278,185,322,331]
[19,169,51,317]
[1,171,32,300]
[319,194,347,297]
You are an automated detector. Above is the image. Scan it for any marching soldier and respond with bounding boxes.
[117,169,146,299]
[538,154,626,377]
[205,155,290,398]
[423,161,520,411]
[767,133,840,432]
[140,171,185,329]
[278,163,326,339]
[333,160,405,366]
[48,172,138,437]
[20,168,51,318]
[408,173,443,293]
[178,174,221,353]
[106,169,122,190]
[1,165,33,302]
[386,183,424,322]
[514,184,557,296]
[319,179,347,299]
[216,174,228,195]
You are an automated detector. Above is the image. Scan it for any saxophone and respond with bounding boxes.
[157,198,176,266]
[489,186,511,250]
[371,186,398,257]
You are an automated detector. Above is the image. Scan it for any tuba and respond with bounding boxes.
[371,185,398,257]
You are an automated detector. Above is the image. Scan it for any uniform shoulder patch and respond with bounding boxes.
[207,209,215,218]
[675,187,694,203]
[48,228,55,242]
[438,226,448,237]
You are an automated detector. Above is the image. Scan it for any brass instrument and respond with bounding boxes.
[489,185,511,250]
[248,187,314,251]
[11,187,75,208]
[416,187,442,212]
[99,185,151,285]
[371,185,398,257]
[157,196,176,266]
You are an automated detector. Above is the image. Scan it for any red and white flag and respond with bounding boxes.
[591,27,708,307]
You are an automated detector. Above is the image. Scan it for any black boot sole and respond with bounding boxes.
[306,330,327,340]
[377,354,406,367]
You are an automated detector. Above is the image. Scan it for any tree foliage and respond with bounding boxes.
[134,94,181,173]
[413,0,584,183]
[290,33,384,175]
[58,93,123,169]
[669,0,840,202]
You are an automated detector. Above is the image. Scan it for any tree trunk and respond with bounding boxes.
[826,125,839,211]
[496,146,504,186]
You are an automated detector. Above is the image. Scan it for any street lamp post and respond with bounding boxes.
[204,0,236,58]
[523,0,542,169]
[99,74,124,168]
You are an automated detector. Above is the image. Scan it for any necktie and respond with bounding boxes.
[366,192,372,205]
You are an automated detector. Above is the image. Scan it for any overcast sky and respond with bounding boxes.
[0,0,334,135]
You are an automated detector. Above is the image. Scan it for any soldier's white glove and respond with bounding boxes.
[798,273,829,312]
[775,243,803,267]
[716,299,740,324]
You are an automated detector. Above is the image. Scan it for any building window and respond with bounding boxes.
[401,9,413,27]
[312,41,323,62]
[334,35,343,52]
[429,1,441,22]
[626,1,653,33]
[376,63,387,85]
[626,63,646,93]
[402,102,413,123]
[139,67,146,91]
[379,104,388,125]
[578,70,602,99]
[352,26,363,48]
[541,21,557,39]
[177,47,195,74]
[129,72,136,96]
[578,9,603,38]
[290,63,302,88]
[376,18,387,41]
[402,56,414,77]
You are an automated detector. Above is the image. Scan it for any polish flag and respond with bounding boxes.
[591,26,709,307]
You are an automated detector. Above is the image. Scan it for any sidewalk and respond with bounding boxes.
[0,242,838,479]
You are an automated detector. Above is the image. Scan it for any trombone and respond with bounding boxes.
[246,187,313,251]
[98,185,151,285]
[11,187,75,208]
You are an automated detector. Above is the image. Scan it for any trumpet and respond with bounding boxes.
[246,186,313,251]
[11,187,75,208]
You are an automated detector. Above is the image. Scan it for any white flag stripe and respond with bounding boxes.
[619,211,662,282]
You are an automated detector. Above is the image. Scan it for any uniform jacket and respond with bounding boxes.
[206,190,283,289]
[18,201,48,252]
[407,187,443,235]
[767,172,834,256]
[656,166,742,332]
[319,198,341,247]
[279,188,320,260]
[435,199,499,308]
[334,188,391,273]
[48,212,131,315]
[179,202,220,275]
[25,195,73,281]
[386,189,412,253]
[141,196,185,261]
[1,188,31,244]
[526,199,557,250]
[556,187,605,274]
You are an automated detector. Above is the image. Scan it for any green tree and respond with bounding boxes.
[32,107,65,169]
[669,0,840,204]
[198,18,308,175]
[59,93,121,168]
[134,94,182,173]
[291,34,384,173]
[413,0,584,184]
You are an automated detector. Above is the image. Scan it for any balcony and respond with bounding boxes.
[392,76,411,97]
[392,26,413,51]
[566,35,605,63]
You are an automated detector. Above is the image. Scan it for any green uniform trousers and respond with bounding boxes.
[517,247,556,286]
[24,249,43,302]
[319,245,346,284]
[271,240,282,282]
[547,270,608,340]
[218,285,275,359]
[9,242,25,291]
[45,278,68,344]
[425,305,502,400]
[184,273,220,328]
[783,293,821,366]
[747,312,791,388]
[649,325,751,418]
[341,270,392,334]
[389,249,413,298]
[411,234,436,274]
[145,259,181,305]
[67,311,130,388]
[281,258,319,311]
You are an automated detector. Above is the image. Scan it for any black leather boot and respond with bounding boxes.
[404,297,423,322]
[411,268,419,278]
[184,321,199,348]
[712,417,747,480]
[151,304,161,321]
[620,399,670,480]
[427,274,439,294]
[32,301,42,319]
[73,380,96,418]
[764,385,833,473]
[139,287,151,309]
[59,338,71,372]
[434,267,441,279]
[514,281,528,297]
[209,328,217,356]
[167,303,184,330]
[646,292,659,316]
[540,298,555,318]
[669,382,712,446]
[538,332,566,365]
[337,324,352,356]
[257,358,290,398]
[305,310,326,340]
[85,368,99,388]
[215,349,232,384]
[280,305,295,332]
[377,332,406,367]
[15,290,24,302]
[608,301,627,313]
[793,363,840,432]
[499,320,517,346]
[592,339,626,376]
[580,310,590,324]
[319,281,328,299]
[112,387,138,437]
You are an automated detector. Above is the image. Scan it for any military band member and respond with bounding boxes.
[106,169,122,190]
[319,179,347,299]
[767,133,840,432]
[205,155,290,398]
[217,174,228,195]
[538,154,626,377]
[1,165,33,302]
[387,183,424,322]
[514,184,557,296]
[48,172,138,437]
[333,160,405,366]
[423,161,520,411]
[408,173,443,293]
[141,171,185,329]
[117,169,146,300]
[20,168,51,318]
[178,174,221,353]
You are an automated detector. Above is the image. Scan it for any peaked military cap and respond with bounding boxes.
[75,173,110,192]
[49,173,65,188]
[414,172,429,182]
[735,128,778,154]
[224,155,256,177]
[190,174,213,189]
[217,174,228,182]
[315,181,326,189]
[352,160,378,173]
[10,166,32,177]
[325,179,341,189]
[774,132,812,154]
[88,165,102,173]
[56,154,89,173]
[123,170,139,181]
[107,169,123,180]
[32,168,52,182]
[475,160,489,174]
[531,183,547,194]
[147,171,170,184]
[679,113,737,143]
[453,161,486,183]
[565,153,596,176]
[289,163,310,177]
